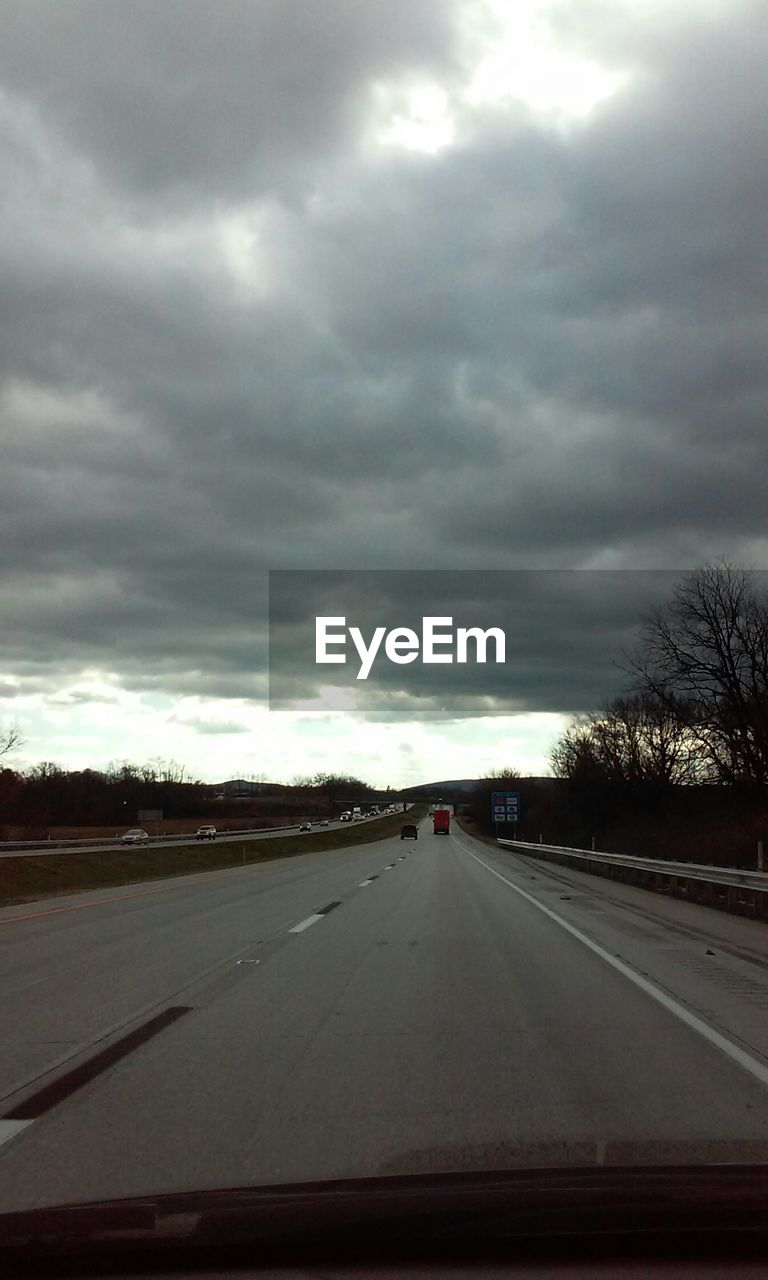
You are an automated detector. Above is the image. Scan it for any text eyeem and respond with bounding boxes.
[315,616,506,680]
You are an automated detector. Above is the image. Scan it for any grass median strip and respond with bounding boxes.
[0,809,426,908]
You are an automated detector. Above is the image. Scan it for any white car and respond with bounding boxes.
[321,819,330,826]
[121,828,149,845]
[196,825,217,841]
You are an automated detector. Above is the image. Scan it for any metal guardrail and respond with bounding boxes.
[497,838,768,920]
[0,808,401,856]
[0,823,304,853]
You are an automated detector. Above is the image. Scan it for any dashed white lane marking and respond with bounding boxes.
[359,879,374,887]
[453,835,768,1092]
[289,913,324,933]
[0,1120,32,1149]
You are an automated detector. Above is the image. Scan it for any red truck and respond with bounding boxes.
[433,807,450,835]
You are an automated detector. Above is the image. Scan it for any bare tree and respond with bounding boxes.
[291,773,316,789]
[631,563,768,784]
[550,718,604,782]
[26,759,62,780]
[602,692,702,784]
[0,724,23,760]
[551,693,702,785]
[310,772,372,794]
[106,760,141,784]
[157,759,187,784]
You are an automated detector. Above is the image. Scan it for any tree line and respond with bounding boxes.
[0,759,208,832]
[0,762,380,834]
[550,564,768,789]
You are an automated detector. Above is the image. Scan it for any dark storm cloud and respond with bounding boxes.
[0,0,457,203]
[0,0,766,719]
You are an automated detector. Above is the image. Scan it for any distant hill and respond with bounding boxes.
[210,776,556,800]
[398,779,477,798]
[212,780,291,797]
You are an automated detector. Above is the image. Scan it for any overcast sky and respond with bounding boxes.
[1,0,766,786]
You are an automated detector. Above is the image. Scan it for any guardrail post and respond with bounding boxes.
[758,840,764,872]
[591,835,595,851]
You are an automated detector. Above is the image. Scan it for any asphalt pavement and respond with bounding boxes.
[2,817,768,1211]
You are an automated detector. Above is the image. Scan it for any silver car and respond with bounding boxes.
[121,828,149,845]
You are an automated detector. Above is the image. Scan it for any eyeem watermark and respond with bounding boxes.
[316,616,506,680]
[268,568,678,712]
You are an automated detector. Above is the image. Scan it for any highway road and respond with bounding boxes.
[0,811,397,858]
[2,817,768,1212]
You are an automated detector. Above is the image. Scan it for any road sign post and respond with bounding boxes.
[492,791,520,838]
[138,808,163,837]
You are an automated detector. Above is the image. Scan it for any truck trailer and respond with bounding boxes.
[433,808,450,835]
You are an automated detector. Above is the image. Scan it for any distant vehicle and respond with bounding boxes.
[433,808,450,835]
[299,822,312,832]
[340,812,352,822]
[352,806,362,819]
[121,828,149,845]
[369,806,379,815]
[400,824,418,840]
[196,825,217,841]
[321,818,330,826]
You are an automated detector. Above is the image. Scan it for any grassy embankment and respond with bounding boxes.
[0,806,426,908]
[455,814,497,848]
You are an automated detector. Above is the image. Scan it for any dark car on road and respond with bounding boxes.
[400,824,418,840]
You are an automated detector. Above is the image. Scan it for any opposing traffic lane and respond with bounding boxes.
[1,819,768,1210]
[0,810,397,858]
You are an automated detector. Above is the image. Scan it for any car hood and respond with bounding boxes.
[3,1165,768,1263]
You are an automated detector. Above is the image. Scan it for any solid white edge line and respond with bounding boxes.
[452,834,768,1091]
[288,913,324,934]
[0,1120,32,1148]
